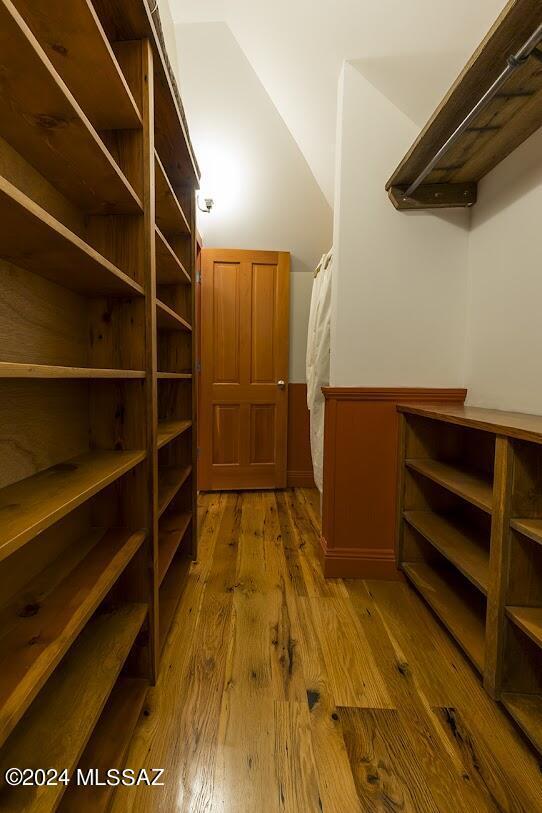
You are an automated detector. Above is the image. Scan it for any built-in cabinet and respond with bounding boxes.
[397,404,542,755]
[0,0,198,808]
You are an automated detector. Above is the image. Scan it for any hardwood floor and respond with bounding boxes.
[111,489,542,812]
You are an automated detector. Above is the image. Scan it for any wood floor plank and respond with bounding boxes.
[295,597,363,813]
[340,707,439,812]
[347,581,488,813]
[283,490,347,599]
[273,700,322,812]
[433,706,534,813]
[276,491,309,597]
[310,596,393,709]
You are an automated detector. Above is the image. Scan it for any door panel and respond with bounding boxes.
[250,404,276,464]
[200,249,290,490]
[213,262,240,384]
[251,264,276,383]
[212,404,241,465]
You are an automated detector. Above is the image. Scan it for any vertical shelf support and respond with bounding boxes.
[485,437,514,699]
[141,38,160,681]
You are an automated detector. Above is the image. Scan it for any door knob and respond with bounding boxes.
[277,380,286,389]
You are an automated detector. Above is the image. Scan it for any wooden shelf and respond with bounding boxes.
[402,561,486,672]
[0,603,147,813]
[159,511,191,585]
[155,227,191,285]
[0,527,145,747]
[159,550,190,653]
[0,176,144,297]
[0,0,142,214]
[404,510,489,594]
[398,403,542,446]
[156,299,192,332]
[511,517,542,546]
[406,458,493,513]
[0,362,145,379]
[0,449,145,563]
[155,151,191,237]
[158,466,191,518]
[386,1,542,209]
[502,693,542,755]
[507,606,542,650]
[157,372,192,380]
[13,0,142,130]
[157,420,192,450]
[57,677,148,813]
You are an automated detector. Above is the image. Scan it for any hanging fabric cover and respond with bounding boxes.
[306,249,332,493]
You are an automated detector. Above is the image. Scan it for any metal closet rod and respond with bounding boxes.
[405,21,542,198]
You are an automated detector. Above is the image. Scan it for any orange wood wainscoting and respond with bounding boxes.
[320,387,467,579]
[287,383,315,488]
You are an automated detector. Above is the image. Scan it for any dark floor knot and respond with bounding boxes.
[307,689,320,711]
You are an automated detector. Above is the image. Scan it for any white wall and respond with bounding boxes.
[171,0,504,207]
[465,127,542,413]
[175,22,333,383]
[330,62,470,388]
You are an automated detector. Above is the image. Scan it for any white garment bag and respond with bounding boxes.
[306,250,332,493]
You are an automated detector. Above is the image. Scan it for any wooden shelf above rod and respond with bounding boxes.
[387,0,542,210]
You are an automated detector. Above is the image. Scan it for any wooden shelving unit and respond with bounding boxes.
[0,605,146,812]
[0,0,199,807]
[397,403,542,754]
[387,0,542,209]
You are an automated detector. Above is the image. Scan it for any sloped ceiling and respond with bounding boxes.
[170,0,506,205]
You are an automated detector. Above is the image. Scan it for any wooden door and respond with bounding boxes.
[200,249,290,490]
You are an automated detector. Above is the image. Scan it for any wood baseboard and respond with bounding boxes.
[319,535,402,580]
[321,386,467,580]
[287,470,315,488]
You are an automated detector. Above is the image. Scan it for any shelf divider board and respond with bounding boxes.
[511,517,542,547]
[0,449,145,564]
[158,466,191,518]
[0,603,147,813]
[0,362,146,379]
[502,693,542,755]
[154,150,191,236]
[484,437,514,699]
[157,420,192,450]
[0,0,142,214]
[156,298,192,332]
[406,458,493,513]
[159,511,191,585]
[404,510,489,594]
[0,527,145,749]
[155,226,191,285]
[506,606,542,650]
[0,176,144,297]
[402,561,486,672]
[11,0,142,130]
[188,188,198,561]
[139,37,160,682]
[57,676,148,813]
